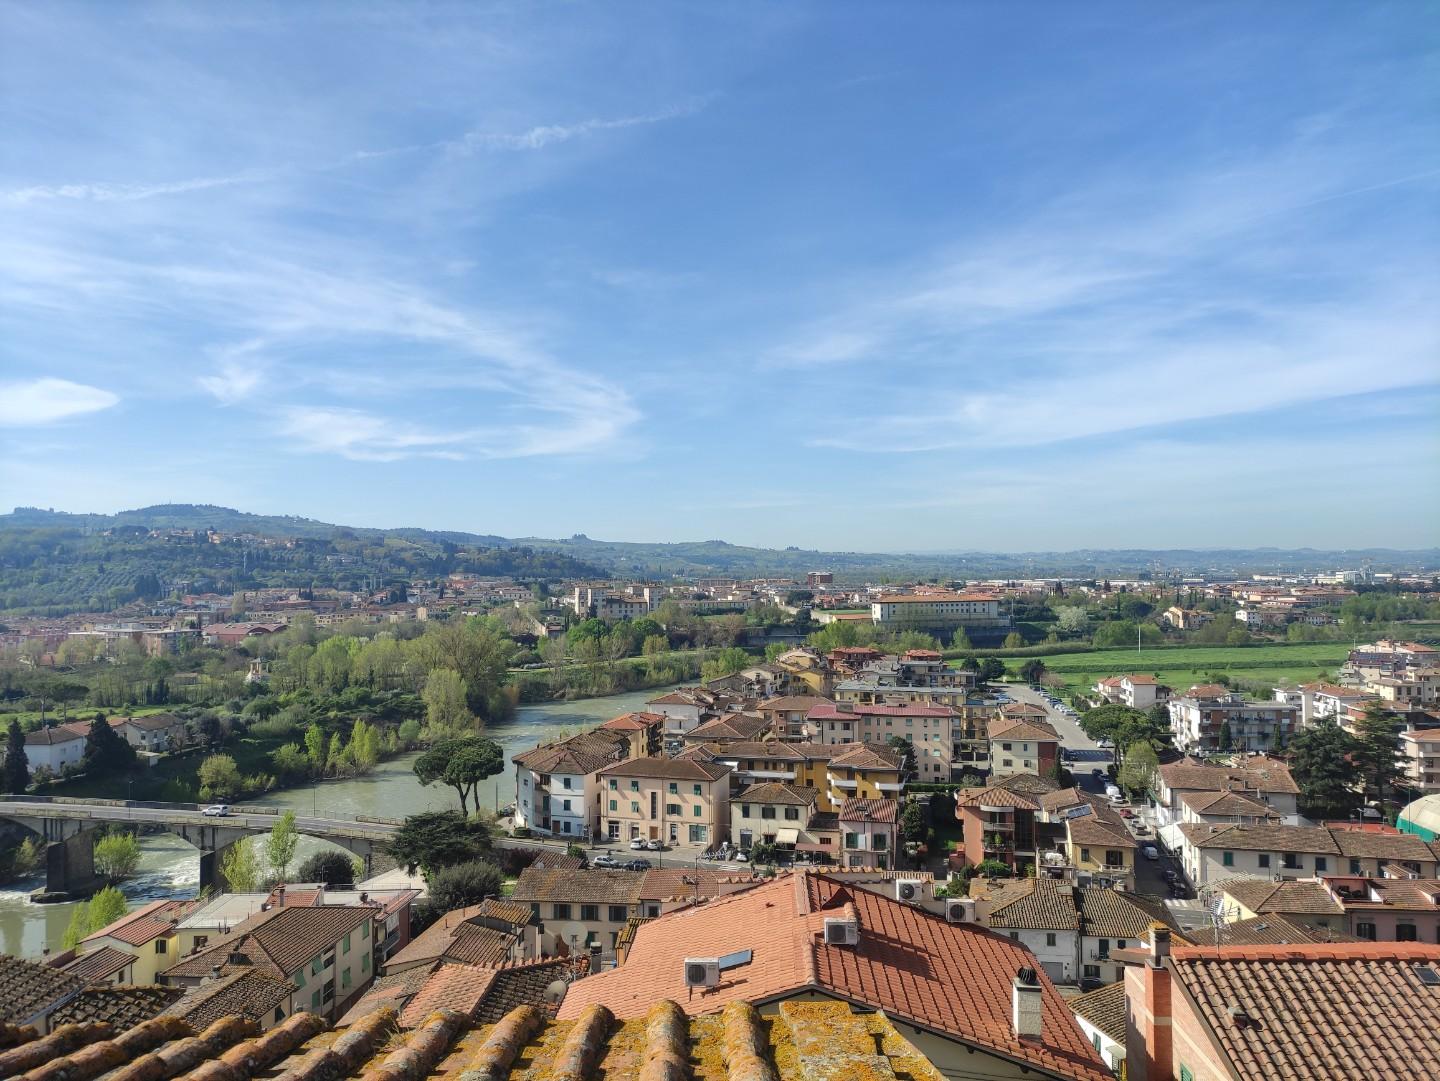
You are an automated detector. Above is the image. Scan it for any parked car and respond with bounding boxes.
[732,851,749,862]
[645,839,665,851]
[625,858,653,871]
[1142,844,1160,861]
[629,838,649,850]
[1118,808,1135,819]
[591,854,620,868]
[202,804,230,817]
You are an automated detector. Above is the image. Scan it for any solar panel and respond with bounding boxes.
[718,949,754,971]
[1415,965,1440,987]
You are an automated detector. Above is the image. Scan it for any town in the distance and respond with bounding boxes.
[1,529,1438,1081]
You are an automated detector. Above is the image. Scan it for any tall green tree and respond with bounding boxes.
[1289,721,1361,819]
[1117,742,1159,798]
[413,737,504,814]
[61,901,91,949]
[2,720,29,794]
[266,811,300,882]
[198,754,243,800]
[701,647,751,682]
[1351,704,1406,807]
[387,811,493,875]
[83,713,137,775]
[421,668,473,740]
[304,724,327,769]
[219,837,261,891]
[87,885,128,932]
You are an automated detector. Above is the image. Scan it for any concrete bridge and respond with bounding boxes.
[0,796,399,900]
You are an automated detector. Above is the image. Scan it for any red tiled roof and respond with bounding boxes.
[558,872,1110,1081]
[1168,943,1440,1081]
[60,945,134,983]
[396,963,498,1028]
[837,798,898,823]
[85,899,193,947]
[599,711,666,731]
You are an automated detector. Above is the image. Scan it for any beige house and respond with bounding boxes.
[511,866,646,959]
[730,781,817,851]
[596,757,731,847]
[75,898,195,985]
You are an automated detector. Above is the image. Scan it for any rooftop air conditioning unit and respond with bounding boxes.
[683,958,720,988]
[945,898,976,924]
[896,879,928,903]
[823,917,860,946]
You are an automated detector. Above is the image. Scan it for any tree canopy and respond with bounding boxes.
[387,810,493,875]
[413,736,505,814]
[1289,721,1361,820]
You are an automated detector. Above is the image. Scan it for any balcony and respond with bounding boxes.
[875,782,904,792]
[830,777,859,790]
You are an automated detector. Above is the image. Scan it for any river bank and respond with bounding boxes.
[0,683,677,959]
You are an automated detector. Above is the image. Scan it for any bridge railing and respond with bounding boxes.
[0,794,399,828]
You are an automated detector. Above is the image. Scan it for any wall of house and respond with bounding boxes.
[602,775,728,846]
[291,918,372,1021]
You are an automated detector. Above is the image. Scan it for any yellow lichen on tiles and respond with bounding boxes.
[508,1019,576,1081]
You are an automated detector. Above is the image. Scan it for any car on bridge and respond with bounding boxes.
[202,804,231,817]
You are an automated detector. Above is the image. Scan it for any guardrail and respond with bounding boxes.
[0,795,399,829]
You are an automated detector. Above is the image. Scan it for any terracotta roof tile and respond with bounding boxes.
[837,798,898,823]
[511,867,646,906]
[558,872,1110,1081]
[0,954,83,1024]
[1070,981,1126,1042]
[734,782,818,806]
[61,946,135,983]
[84,899,194,947]
[160,968,293,1029]
[50,985,183,1029]
[596,757,730,781]
[161,905,373,980]
[1169,943,1440,1081]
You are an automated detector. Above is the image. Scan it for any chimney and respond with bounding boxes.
[275,884,285,907]
[1011,967,1043,1039]
[209,965,222,981]
[1148,925,1171,967]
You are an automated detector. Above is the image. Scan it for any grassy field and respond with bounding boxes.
[982,643,1351,695]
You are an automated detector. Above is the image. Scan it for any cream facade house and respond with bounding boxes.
[596,757,731,846]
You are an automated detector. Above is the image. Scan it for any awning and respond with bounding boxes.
[774,828,801,845]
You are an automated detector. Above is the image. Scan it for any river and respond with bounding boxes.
[0,684,674,959]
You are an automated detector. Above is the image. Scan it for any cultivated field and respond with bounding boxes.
[985,643,1351,695]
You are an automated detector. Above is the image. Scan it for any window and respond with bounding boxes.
[1083,965,1100,979]
[646,904,660,918]
[1046,933,1057,947]
[667,803,681,815]
[296,968,305,988]
[311,957,322,976]
[784,807,800,820]
[562,799,572,812]
[741,805,750,818]
[631,780,640,791]
[609,800,617,811]
[693,805,701,816]
[553,903,572,920]
[609,779,618,790]
[311,990,321,1009]
[343,933,351,954]
[1081,848,1091,863]
[1350,858,1362,874]
[1397,923,1418,942]
[1002,743,1012,751]
[155,939,167,954]
[530,903,541,919]
[874,834,887,850]
[1314,857,1327,872]
[322,980,334,1004]
[761,806,776,819]
[562,777,572,790]
[1282,853,1301,870]
[361,953,369,972]
[1257,853,1270,868]
[689,824,707,842]
[581,904,599,921]
[342,968,351,989]
[194,935,208,950]
[1356,921,1377,940]
[693,784,703,795]
[631,802,640,814]
[1180,1067,1194,1081]
[274,1007,285,1024]
[1009,931,1020,941]
[1098,939,1110,958]
[609,905,628,922]
[1222,851,1235,867]
[669,782,678,794]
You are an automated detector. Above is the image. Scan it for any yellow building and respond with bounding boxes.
[826,744,905,806]
[1064,813,1136,889]
[597,757,732,846]
[75,898,193,985]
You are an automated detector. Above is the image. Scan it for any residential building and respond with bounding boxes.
[954,776,1053,876]
[1175,822,1439,888]
[1293,681,1374,725]
[986,714,1060,779]
[1167,688,1298,754]
[869,592,1010,637]
[730,782,816,851]
[807,701,955,781]
[825,743,905,805]
[1064,803,1138,890]
[680,712,772,746]
[645,687,743,754]
[1123,931,1440,1081]
[595,757,731,846]
[510,866,646,959]
[160,968,295,1032]
[1401,727,1440,794]
[511,728,630,839]
[595,711,665,757]
[971,877,1181,985]
[22,724,85,774]
[0,955,87,1032]
[753,695,831,740]
[637,867,764,916]
[159,905,377,1022]
[1175,788,1280,827]
[1153,757,1300,829]
[75,898,195,985]
[1070,981,1127,1073]
[560,871,1111,1081]
[1093,674,1169,710]
[832,649,978,711]
[111,713,188,752]
[837,798,899,868]
[1161,606,1213,631]
[382,899,535,974]
[1322,875,1440,942]
[680,741,837,805]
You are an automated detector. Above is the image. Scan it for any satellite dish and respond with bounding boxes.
[543,980,568,1004]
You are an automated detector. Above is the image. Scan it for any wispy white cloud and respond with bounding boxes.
[2,173,265,205]
[447,100,709,155]
[0,378,119,425]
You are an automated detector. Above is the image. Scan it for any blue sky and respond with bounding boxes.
[2,2,1436,552]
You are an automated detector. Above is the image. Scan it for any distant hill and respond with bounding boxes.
[1,505,1434,616]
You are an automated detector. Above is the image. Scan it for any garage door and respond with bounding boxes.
[1042,962,1066,983]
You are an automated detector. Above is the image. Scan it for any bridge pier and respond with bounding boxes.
[33,831,104,903]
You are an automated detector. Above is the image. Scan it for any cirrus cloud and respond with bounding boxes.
[0,378,119,426]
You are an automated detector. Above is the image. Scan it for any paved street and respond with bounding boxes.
[997,682,1101,753]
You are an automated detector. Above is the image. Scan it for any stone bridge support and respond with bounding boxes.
[36,823,104,902]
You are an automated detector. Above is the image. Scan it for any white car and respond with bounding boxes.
[1142,844,1160,861]
[629,838,649,850]
[202,804,230,817]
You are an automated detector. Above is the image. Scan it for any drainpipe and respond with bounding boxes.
[1073,885,1085,985]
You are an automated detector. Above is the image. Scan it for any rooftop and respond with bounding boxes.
[1168,942,1440,1081]
[1070,980,1126,1043]
[559,871,1110,1081]
[161,905,374,981]
[0,954,83,1025]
